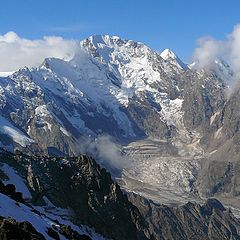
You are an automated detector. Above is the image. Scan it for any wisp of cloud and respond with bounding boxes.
[78,135,131,172]
[192,24,240,82]
[0,31,78,72]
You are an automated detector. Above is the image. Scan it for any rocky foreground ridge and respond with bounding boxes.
[0,150,239,239]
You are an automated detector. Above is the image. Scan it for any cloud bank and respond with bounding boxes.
[78,135,131,171]
[2,26,240,81]
[192,24,240,78]
[0,31,78,72]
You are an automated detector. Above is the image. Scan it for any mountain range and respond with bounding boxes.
[0,34,240,239]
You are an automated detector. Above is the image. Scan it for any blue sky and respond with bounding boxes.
[1,0,240,61]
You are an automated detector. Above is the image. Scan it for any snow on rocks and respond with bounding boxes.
[0,163,32,199]
[0,115,34,147]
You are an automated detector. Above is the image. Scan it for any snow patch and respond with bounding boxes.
[36,197,105,240]
[0,115,34,147]
[0,193,55,239]
[60,127,70,137]
[0,163,32,199]
[0,72,13,77]
[210,111,220,125]
[35,105,52,131]
[214,126,223,139]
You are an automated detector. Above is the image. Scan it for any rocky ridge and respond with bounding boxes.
[0,150,240,239]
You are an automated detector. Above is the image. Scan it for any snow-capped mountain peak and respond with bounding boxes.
[0,34,194,153]
[86,34,123,47]
[160,48,177,60]
[160,48,189,70]
[82,34,147,49]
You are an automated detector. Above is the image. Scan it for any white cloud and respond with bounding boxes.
[192,37,224,68]
[228,24,240,76]
[192,24,240,78]
[0,31,78,72]
[78,135,131,171]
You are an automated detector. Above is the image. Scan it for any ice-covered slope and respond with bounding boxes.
[0,115,34,150]
[0,34,191,154]
[160,48,189,70]
[0,71,13,77]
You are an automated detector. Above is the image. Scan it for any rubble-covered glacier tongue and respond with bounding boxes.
[119,137,204,206]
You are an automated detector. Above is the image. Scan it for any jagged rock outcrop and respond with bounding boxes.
[181,71,226,133]
[128,193,240,240]
[0,180,95,240]
[0,217,45,240]
[0,150,151,240]
[0,179,25,204]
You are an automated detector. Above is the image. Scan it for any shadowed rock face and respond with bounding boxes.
[177,71,226,143]
[0,217,45,240]
[128,193,240,240]
[194,86,240,201]
[0,179,94,240]
[0,181,25,204]
[0,150,151,240]
[1,150,240,240]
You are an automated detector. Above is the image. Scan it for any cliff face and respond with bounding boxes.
[0,217,45,240]
[0,150,151,240]
[128,193,240,240]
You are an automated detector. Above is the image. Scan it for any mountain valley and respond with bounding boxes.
[0,34,240,239]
